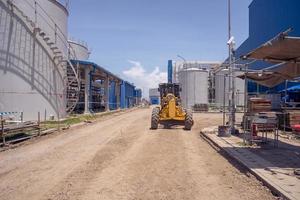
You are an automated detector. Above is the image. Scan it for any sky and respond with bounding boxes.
[68,0,252,96]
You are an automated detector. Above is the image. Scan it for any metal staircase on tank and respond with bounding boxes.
[8,0,80,114]
[65,53,80,113]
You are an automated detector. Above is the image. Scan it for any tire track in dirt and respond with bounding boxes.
[0,110,276,200]
[44,113,150,200]
[0,109,148,200]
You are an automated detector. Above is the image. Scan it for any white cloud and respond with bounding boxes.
[122,60,167,98]
[123,60,145,78]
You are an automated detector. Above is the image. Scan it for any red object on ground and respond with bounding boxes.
[252,124,258,136]
[292,124,300,132]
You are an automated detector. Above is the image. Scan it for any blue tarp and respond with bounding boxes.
[279,85,300,93]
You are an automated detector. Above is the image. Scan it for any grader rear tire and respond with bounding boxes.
[151,107,160,129]
[184,110,193,130]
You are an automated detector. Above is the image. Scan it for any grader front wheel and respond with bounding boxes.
[184,110,193,130]
[151,107,160,129]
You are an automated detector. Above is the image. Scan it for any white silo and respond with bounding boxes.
[214,69,245,108]
[178,68,209,109]
[0,0,71,120]
[68,39,90,60]
[13,0,69,55]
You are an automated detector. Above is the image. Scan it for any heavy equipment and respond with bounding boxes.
[150,83,193,130]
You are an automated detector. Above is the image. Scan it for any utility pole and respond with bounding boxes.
[227,0,236,135]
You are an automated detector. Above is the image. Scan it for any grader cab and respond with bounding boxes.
[150,83,193,130]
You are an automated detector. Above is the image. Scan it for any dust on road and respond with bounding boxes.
[0,108,275,200]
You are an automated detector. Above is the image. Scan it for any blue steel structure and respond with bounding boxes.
[235,0,300,93]
[150,97,160,105]
[71,60,137,112]
[168,60,173,83]
[134,89,142,98]
[120,81,136,109]
[134,88,142,105]
[109,80,117,110]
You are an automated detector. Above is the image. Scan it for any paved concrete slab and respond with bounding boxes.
[201,131,300,200]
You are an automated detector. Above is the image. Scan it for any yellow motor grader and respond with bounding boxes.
[151,83,193,130]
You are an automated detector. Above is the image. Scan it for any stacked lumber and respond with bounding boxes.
[278,110,300,131]
[193,104,208,112]
[287,110,300,126]
[248,98,271,113]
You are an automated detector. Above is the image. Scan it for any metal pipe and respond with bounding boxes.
[223,72,226,125]
[230,52,236,134]
[284,80,288,134]
[243,64,248,144]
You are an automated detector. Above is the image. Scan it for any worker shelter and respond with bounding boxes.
[239,30,300,144]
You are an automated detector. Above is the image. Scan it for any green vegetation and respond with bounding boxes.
[41,110,123,130]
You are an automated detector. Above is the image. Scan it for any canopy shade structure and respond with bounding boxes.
[237,63,300,88]
[237,71,287,88]
[244,29,300,63]
[239,30,300,87]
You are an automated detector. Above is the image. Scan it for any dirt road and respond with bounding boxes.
[0,108,275,200]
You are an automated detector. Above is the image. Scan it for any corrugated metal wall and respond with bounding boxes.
[109,81,117,110]
[120,81,135,109]
[237,0,300,59]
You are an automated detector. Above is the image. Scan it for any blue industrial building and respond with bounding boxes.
[235,0,300,93]
[134,89,142,99]
[109,80,118,110]
[134,88,142,105]
[120,81,136,109]
[70,60,139,113]
[150,97,160,105]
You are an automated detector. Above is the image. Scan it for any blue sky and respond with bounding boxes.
[68,0,252,93]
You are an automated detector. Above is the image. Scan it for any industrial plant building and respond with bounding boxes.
[0,0,141,121]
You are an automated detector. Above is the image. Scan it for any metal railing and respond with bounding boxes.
[9,0,81,113]
[13,0,69,58]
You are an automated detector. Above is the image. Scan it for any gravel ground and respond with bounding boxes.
[0,108,276,200]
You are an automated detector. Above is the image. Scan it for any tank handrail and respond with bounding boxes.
[20,0,68,41]
[12,0,69,57]
[35,1,68,40]
[68,36,89,49]
[68,43,78,60]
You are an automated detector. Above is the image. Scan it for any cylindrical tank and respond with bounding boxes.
[214,70,245,108]
[0,0,68,120]
[178,68,208,109]
[68,40,90,60]
[149,88,159,97]
[14,0,69,56]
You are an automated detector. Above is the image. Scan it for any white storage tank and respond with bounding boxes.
[178,68,208,109]
[13,0,69,56]
[214,69,245,108]
[68,40,90,60]
[149,88,159,97]
[0,0,69,120]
